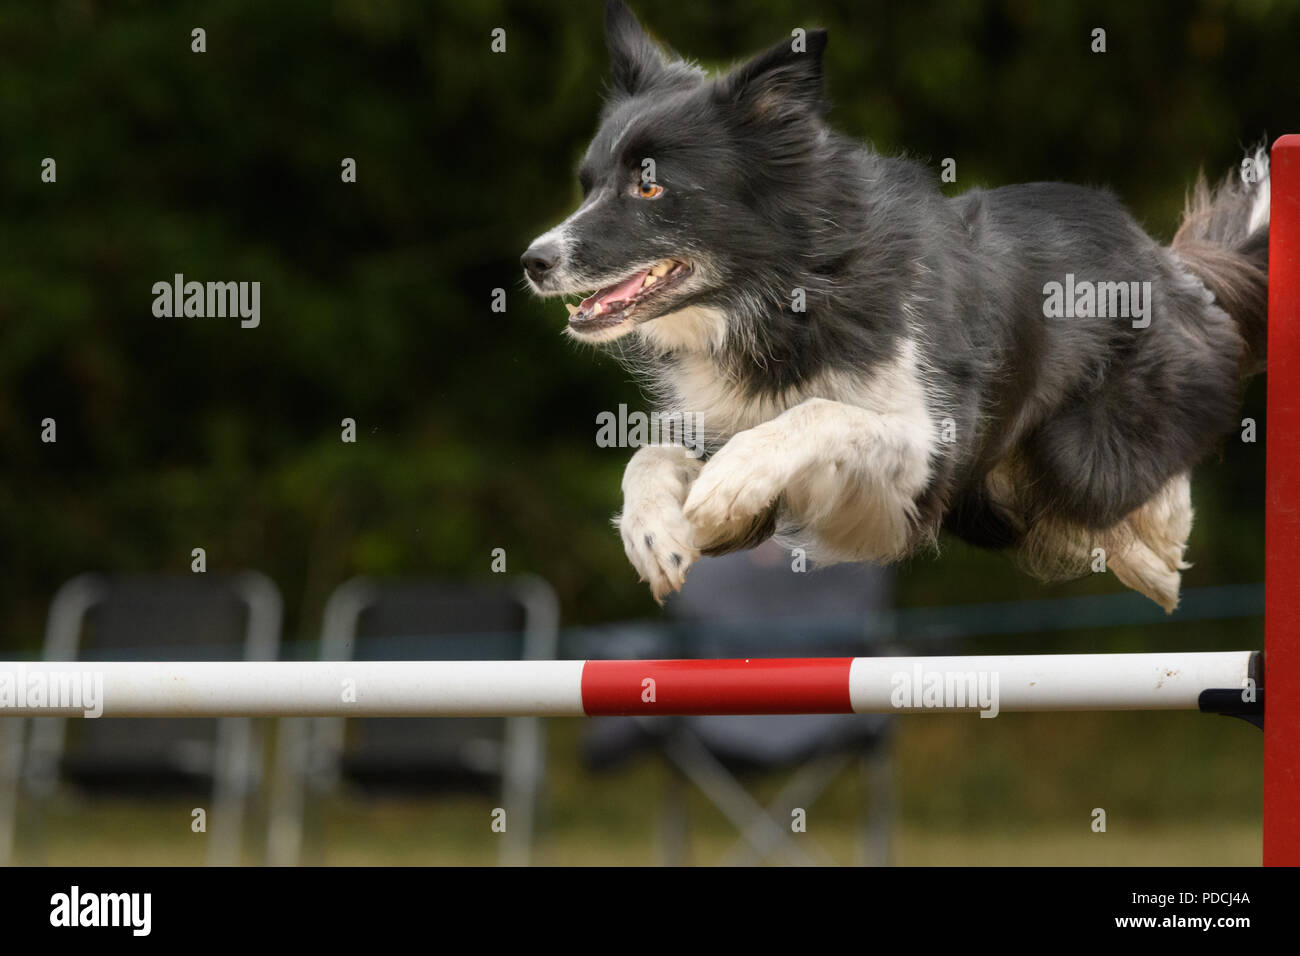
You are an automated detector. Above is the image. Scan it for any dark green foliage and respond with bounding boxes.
[1,0,1293,647]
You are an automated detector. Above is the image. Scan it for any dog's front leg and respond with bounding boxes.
[682,397,934,562]
[615,444,705,603]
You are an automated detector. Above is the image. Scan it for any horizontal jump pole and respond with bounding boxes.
[0,652,1257,717]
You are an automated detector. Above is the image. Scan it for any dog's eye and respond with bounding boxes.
[635,181,664,199]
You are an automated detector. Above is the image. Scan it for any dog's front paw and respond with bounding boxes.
[617,501,699,604]
[617,445,703,603]
[682,426,792,549]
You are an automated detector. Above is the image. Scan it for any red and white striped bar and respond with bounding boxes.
[0,651,1256,717]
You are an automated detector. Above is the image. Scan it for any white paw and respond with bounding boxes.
[682,425,794,549]
[617,502,699,603]
[617,445,703,603]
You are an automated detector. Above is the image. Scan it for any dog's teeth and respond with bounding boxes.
[650,262,672,277]
[565,303,578,315]
[642,274,658,287]
[591,301,604,315]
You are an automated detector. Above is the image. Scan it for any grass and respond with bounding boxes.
[9,709,1263,866]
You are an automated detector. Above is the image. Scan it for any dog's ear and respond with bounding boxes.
[606,0,669,96]
[717,29,829,119]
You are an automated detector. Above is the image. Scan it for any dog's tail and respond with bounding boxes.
[1171,145,1270,376]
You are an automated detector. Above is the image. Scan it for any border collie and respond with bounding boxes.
[522,0,1270,611]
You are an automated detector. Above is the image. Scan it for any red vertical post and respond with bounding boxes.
[1266,133,1300,866]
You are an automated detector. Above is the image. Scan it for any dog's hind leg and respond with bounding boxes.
[1103,471,1193,612]
[1011,470,1193,612]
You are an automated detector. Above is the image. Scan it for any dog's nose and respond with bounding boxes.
[521,241,561,282]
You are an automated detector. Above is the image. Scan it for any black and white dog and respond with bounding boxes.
[522,1,1270,611]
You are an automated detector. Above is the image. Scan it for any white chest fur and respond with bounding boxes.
[658,336,934,448]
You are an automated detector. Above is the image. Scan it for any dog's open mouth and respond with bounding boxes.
[566,259,692,332]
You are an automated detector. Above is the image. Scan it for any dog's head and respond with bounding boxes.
[522,0,829,346]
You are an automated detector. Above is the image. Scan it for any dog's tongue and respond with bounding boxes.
[580,269,650,312]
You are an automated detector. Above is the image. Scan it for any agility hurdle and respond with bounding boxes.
[1,136,1296,864]
[0,652,1261,717]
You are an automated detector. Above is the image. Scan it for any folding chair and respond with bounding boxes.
[267,574,559,866]
[582,541,898,866]
[3,571,282,866]
[0,717,20,865]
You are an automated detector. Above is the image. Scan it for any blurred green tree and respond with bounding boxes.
[1,0,1293,647]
